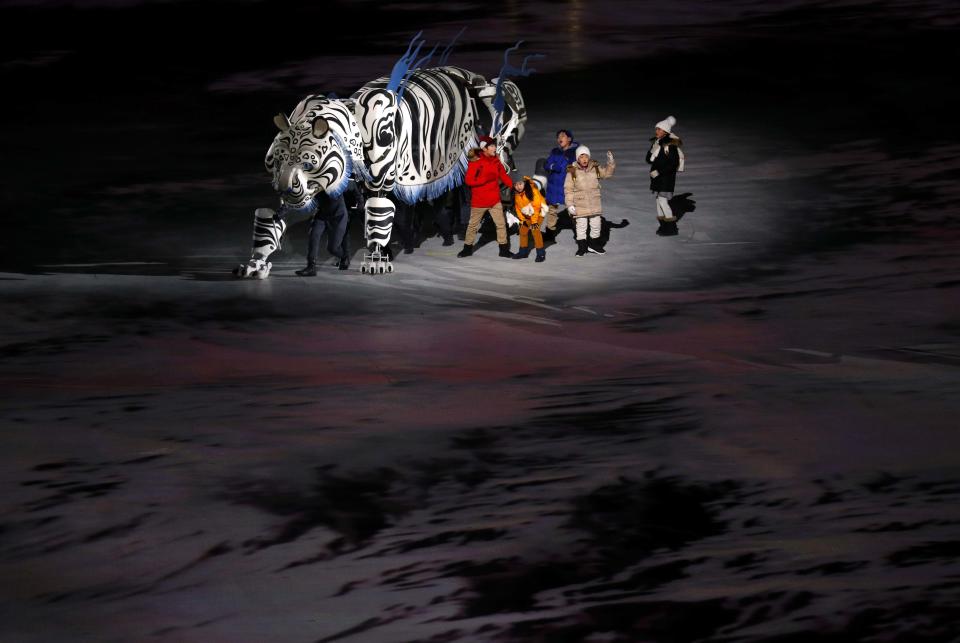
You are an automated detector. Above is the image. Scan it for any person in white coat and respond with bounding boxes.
[563,145,616,256]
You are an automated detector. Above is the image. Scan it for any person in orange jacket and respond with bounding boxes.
[458,135,515,258]
[511,175,549,262]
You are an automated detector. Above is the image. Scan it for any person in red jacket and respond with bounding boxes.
[458,135,514,258]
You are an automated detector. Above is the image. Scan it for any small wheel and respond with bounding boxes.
[386,264,394,273]
[361,264,368,273]
[378,265,385,274]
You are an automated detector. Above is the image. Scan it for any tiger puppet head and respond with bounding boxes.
[233,97,371,279]
[265,96,370,212]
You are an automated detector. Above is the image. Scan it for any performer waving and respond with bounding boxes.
[564,145,616,257]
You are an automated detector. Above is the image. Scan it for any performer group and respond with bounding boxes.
[233,36,687,280]
[292,115,685,276]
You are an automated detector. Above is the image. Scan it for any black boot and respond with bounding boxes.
[338,255,350,270]
[512,246,532,260]
[575,240,588,257]
[457,244,474,258]
[295,263,318,276]
[499,243,512,258]
[656,221,679,237]
[442,235,455,246]
[543,228,557,243]
[587,239,606,255]
[535,248,546,263]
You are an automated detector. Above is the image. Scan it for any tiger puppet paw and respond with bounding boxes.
[233,208,286,279]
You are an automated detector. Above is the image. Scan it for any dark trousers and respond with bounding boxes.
[393,201,417,251]
[339,215,351,259]
[394,199,456,249]
[307,195,348,265]
[429,199,454,240]
[455,185,471,227]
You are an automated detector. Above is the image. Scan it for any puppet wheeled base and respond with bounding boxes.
[360,247,393,274]
[233,259,273,279]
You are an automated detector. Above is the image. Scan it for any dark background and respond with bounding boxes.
[3,0,957,270]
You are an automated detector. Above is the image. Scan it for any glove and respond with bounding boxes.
[568,205,577,216]
[607,150,615,163]
[650,170,660,178]
[521,204,534,216]
[540,203,550,217]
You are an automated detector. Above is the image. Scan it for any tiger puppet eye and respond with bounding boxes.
[311,117,329,138]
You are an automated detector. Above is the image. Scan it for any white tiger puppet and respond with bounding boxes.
[234,33,535,278]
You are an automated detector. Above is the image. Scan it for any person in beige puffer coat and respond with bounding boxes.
[563,145,616,256]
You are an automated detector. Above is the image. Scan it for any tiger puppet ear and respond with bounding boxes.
[311,117,330,138]
[273,113,290,132]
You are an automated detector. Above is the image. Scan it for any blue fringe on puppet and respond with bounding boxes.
[392,135,478,205]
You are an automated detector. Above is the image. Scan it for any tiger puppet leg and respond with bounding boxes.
[234,207,287,279]
[360,196,395,274]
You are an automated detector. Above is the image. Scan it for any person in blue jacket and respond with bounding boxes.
[542,129,579,242]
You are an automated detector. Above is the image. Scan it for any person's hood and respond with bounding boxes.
[567,159,600,173]
[650,135,682,146]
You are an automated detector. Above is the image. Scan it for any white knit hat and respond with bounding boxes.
[655,116,676,133]
[575,145,591,159]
